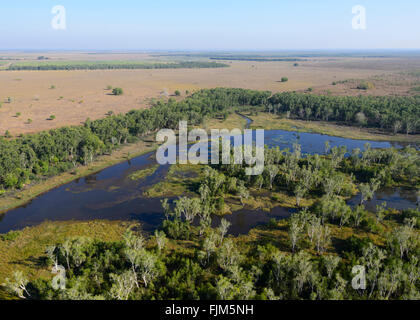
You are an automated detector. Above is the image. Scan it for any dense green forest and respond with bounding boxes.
[266,92,420,134]
[6,61,229,71]
[0,88,419,194]
[3,144,419,300]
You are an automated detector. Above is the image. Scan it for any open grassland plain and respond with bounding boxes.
[305,71,420,97]
[2,52,420,135]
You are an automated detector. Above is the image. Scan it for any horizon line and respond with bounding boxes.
[1,48,420,53]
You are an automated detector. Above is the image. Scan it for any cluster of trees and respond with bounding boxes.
[210,142,418,209]
[265,92,420,134]
[7,61,229,71]
[0,88,268,192]
[284,204,419,299]
[3,195,418,300]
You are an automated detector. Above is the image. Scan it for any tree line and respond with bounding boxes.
[266,92,420,134]
[210,57,305,62]
[6,61,229,71]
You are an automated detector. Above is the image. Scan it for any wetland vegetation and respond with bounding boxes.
[0,88,419,300]
[2,141,418,300]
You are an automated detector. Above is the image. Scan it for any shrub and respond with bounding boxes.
[281,77,288,82]
[162,219,190,240]
[355,112,367,126]
[344,235,373,255]
[402,209,420,228]
[357,81,375,90]
[0,230,22,241]
[112,87,123,96]
[361,215,382,233]
[216,197,225,212]
[4,173,19,188]
[267,218,279,229]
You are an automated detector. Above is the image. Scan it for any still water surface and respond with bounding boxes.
[0,128,417,235]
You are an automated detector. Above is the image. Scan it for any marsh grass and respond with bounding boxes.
[129,164,159,181]
[144,164,202,198]
[203,113,247,131]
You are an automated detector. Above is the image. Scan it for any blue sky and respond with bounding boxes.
[1,0,419,50]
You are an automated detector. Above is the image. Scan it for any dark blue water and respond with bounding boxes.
[238,113,413,153]
[0,127,417,235]
[0,153,170,233]
[263,130,407,154]
[348,187,418,212]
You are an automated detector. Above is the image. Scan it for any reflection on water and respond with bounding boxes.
[0,128,417,235]
[347,187,418,211]
[212,206,295,236]
[0,153,168,234]
[239,112,417,153]
[263,130,411,155]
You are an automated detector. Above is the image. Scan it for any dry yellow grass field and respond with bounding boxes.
[1,52,419,136]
